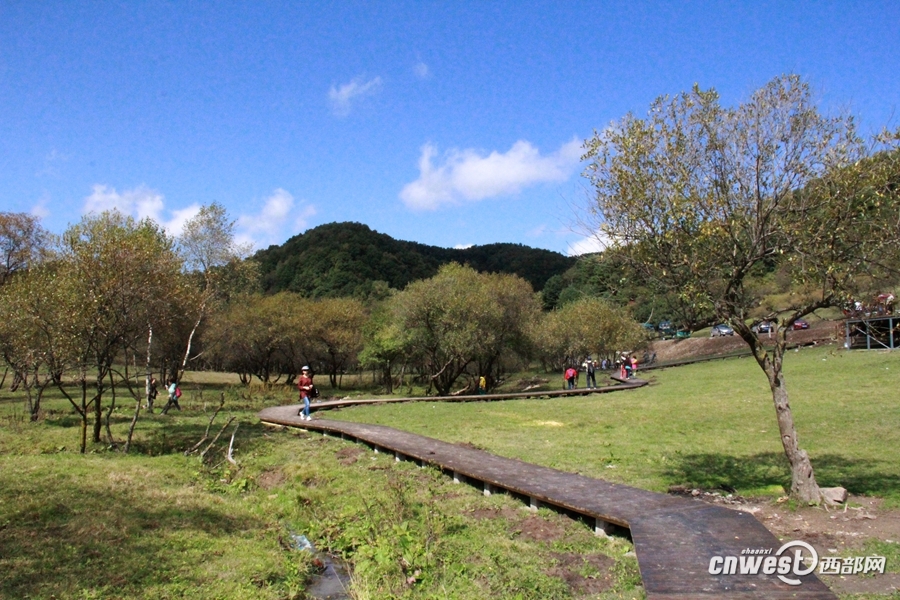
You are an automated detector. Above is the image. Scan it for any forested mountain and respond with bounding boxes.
[254,222,575,298]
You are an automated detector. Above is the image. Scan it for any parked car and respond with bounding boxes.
[675,329,692,339]
[710,324,735,337]
[791,319,809,330]
[752,321,773,334]
[657,320,676,339]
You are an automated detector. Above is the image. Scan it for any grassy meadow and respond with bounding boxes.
[336,345,900,503]
[1,343,899,599]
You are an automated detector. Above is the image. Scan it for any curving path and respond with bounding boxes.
[258,381,836,599]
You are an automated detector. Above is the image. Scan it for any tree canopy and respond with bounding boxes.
[253,222,574,298]
[582,74,900,502]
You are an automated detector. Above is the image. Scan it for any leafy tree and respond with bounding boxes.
[306,297,368,388]
[472,272,542,390]
[59,211,182,452]
[582,74,900,502]
[0,265,74,420]
[390,264,539,395]
[532,297,646,372]
[359,302,405,394]
[206,294,292,384]
[0,212,48,285]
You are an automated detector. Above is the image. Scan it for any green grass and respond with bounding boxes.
[0,383,642,600]
[2,343,899,599]
[333,345,900,502]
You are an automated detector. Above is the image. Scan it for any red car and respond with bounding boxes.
[791,319,809,330]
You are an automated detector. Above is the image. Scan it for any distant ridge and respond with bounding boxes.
[253,222,575,298]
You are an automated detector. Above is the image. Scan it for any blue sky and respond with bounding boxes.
[1,2,898,256]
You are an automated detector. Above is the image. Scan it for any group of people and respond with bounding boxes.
[146,376,182,414]
[145,367,313,419]
[564,354,638,389]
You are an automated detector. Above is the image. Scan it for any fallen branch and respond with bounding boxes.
[185,394,225,455]
[200,416,235,460]
[226,421,240,465]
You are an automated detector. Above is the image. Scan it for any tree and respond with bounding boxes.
[359,302,405,394]
[175,203,253,382]
[471,272,541,390]
[306,298,367,388]
[390,263,539,395]
[60,211,182,451]
[582,74,900,502]
[206,294,290,384]
[0,265,73,420]
[532,297,646,371]
[0,212,48,285]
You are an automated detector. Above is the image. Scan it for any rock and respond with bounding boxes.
[821,487,848,505]
[691,489,700,497]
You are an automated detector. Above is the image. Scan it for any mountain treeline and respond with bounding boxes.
[253,222,575,298]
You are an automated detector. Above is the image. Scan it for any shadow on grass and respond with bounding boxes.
[664,452,900,499]
[0,470,279,598]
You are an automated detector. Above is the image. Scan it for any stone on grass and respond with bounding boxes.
[821,487,848,505]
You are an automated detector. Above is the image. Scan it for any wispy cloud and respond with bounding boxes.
[83,184,199,235]
[236,188,316,250]
[31,194,51,220]
[400,138,583,210]
[329,76,383,116]
[414,61,430,79]
[36,149,68,177]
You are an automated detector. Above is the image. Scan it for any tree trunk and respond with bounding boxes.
[769,372,820,502]
[178,311,203,383]
[93,386,102,443]
[104,370,117,446]
[740,323,822,503]
[80,378,88,454]
[383,361,393,394]
[145,325,154,413]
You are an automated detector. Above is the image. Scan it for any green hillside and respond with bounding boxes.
[254,222,575,298]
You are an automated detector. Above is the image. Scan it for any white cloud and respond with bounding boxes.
[81,185,315,249]
[82,184,198,235]
[567,233,609,257]
[329,76,383,116]
[453,243,473,250]
[400,138,583,210]
[236,188,316,249]
[414,61,430,79]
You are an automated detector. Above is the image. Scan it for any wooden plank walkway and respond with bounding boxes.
[258,405,837,599]
[307,378,647,413]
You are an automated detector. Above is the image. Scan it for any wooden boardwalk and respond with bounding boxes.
[258,403,837,599]
[307,378,647,413]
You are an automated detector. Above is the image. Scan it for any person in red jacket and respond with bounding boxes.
[564,366,578,390]
[297,366,314,421]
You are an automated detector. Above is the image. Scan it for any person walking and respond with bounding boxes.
[146,377,159,412]
[297,366,315,421]
[583,356,597,389]
[564,365,578,390]
[161,377,181,414]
